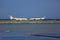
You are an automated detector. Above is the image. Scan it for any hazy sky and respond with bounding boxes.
[0,0,60,19]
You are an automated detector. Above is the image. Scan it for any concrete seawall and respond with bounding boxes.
[0,20,60,24]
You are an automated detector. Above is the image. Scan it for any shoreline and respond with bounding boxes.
[0,20,60,24]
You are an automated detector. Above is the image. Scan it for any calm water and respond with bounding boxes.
[0,24,60,40]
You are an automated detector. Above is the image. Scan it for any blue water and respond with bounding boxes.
[0,24,60,40]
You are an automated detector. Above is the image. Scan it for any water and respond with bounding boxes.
[0,24,60,40]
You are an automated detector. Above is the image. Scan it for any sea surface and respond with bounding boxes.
[0,24,60,40]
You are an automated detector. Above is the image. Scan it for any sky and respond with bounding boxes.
[0,0,60,19]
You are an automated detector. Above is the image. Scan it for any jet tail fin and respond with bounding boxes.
[10,16,13,20]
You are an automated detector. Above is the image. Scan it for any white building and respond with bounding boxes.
[10,16,28,20]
